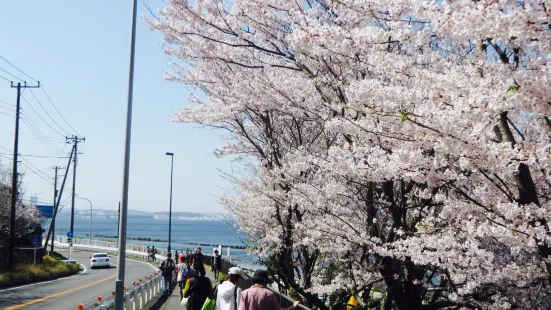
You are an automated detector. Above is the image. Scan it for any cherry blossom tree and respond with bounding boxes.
[0,161,44,270]
[149,0,551,308]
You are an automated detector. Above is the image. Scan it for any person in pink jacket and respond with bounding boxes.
[239,270,300,310]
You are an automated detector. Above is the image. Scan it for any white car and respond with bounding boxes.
[90,253,111,269]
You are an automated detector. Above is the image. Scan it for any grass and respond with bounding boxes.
[0,252,81,289]
[204,263,228,284]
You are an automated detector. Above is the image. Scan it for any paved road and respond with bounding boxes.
[0,249,158,310]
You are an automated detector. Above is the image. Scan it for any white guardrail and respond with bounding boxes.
[48,236,170,260]
[44,237,168,310]
[76,274,162,310]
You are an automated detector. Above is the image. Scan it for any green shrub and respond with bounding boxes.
[47,251,67,261]
[0,255,80,289]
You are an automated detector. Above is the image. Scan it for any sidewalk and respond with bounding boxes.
[160,267,219,309]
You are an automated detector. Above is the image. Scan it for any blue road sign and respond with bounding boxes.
[67,231,73,238]
[36,205,54,218]
[31,234,42,247]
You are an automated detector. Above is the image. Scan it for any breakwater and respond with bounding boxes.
[92,234,247,250]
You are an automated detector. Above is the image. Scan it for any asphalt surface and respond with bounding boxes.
[0,249,159,310]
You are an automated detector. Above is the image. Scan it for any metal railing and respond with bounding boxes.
[77,272,162,310]
[50,236,178,258]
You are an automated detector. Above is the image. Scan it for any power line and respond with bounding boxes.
[20,112,62,154]
[0,55,38,82]
[21,167,52,176]
[0,154,52,185]
[0,99,15,106]
[0,75,11,83]
[0,111,14,117]
[24,154,70,159]
[55,144,68,167]
[0,67,23,82]
[0,152,69,159]
[20,161,54,185]
[21,95,65,137]
[20,112,64,156]
[0,145,11,153]
[28,88,71,135]
[0,129,65,142]
[41,85,80,136]
[20,157,51,179]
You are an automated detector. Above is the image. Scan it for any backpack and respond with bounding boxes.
[193,253,204,266]
[163,258,175,276]
[181,267,193,279]
[167,259,175,270]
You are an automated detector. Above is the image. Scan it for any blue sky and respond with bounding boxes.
[0,1,231,213]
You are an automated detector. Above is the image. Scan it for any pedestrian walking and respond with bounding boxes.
[292,250,303,281]
[212,249,222,281]
[150,246,157,262]
[191,247,206,277]
[183,269,213,310]
[159,252,176,296]
[215,267,242,310]
[146,246,151,262]
[239,270,300,310]
[176,253,188,300]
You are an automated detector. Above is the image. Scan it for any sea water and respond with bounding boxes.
[43,214,259,268]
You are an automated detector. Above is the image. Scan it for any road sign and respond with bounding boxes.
[36,205,54,218]
[31,234,42,247]
[67,231,73,238]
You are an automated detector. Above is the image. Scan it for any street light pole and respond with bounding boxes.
[166,152,174,253]
[77,196,93,245]
[115,0,138,308]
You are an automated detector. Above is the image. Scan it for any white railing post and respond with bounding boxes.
[151,273,156,295]
[143,278,148,303]
[149,276,153,301]
[151,273,155,295]
[156,272,161,293]
[132,282,138,310]
[123,285,129,310]
[138,278,144,309]
[146,277,152,302]
[150,275,155,300]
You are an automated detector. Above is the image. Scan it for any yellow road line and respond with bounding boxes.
[4,274,116,309]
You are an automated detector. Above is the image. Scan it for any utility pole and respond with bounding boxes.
[8,81,40,271]
[66,135,85,260]
[43,148,74,251]
[166,152,174,253]
[50,166,59,253]
[115,0,138,307]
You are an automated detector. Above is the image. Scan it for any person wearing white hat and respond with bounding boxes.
[239,269,300,310]
[215,267,242,310]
